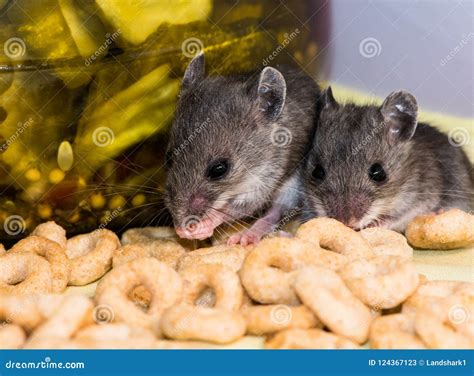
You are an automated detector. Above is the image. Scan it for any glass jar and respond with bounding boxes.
[0,0,322,240]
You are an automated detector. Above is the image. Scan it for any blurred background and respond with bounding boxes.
[318,0,473,118]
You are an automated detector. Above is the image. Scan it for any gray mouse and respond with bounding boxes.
[164,52,320,244]
[301,87,473,231]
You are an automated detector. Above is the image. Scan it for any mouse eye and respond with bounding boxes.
[206,158,230,181]
[312,164,326,182]
[368,163,387,182]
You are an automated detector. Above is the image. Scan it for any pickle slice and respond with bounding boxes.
[95,0,212,45]
[59,0,107,58]
[73,64,179,174]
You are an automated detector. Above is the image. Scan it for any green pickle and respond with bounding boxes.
[0,0,317,239]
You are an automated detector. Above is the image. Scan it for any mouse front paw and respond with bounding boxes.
[227,231,262,246]
[227,229,293,246]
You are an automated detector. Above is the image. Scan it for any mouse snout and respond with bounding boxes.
[189,193,208,214]
[327,192,370,229]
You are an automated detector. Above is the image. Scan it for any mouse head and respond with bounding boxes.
[302,87,418,229]
[165,53,289,239]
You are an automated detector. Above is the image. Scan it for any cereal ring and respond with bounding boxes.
[359,228,413,259]
[240,237,345,305]
[0,243,6,256]
[95,257,182,333]
[406,209,474,249]
[121,226,194,249]
[415,308,472,349]
[402,280,471,316]
[293,266,372,344]
[161,305,246,344]
[25,295,94,348]
[180,264,243,311]
[242,304,320,335]
[409,290,474,341]
[11,236,69,292]
[0,293,65,331]
[265,328,358,349]
[32,221,67,249]
[75,323,156,347]
[0,294,42,330]
[0,253,52,294]
[66,229,120,285]
[296,217,373,260]
[443,294,474,340]
[339,255,419,309]
[177,244,251,272]
[121,226,177,244]
[113,240,186,270]
[0,324,26,349]
[370,314,426,349]
[33,294,68,318]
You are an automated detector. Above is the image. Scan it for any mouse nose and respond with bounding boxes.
[189,194,208,214]
[328,193,369,228]
[332,211,356,228]
[345,217,360,229]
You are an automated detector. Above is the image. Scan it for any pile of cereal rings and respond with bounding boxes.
[0,209,473,349]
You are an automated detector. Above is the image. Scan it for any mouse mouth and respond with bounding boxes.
[175,211,226,240]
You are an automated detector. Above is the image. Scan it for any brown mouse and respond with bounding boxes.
[301,87,473,231]
[165,53,320,244]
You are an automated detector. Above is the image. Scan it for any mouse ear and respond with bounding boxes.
[381,90,418,145]
[321,86,338,109]
[257,67,287,121]
[182,52,205,89]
